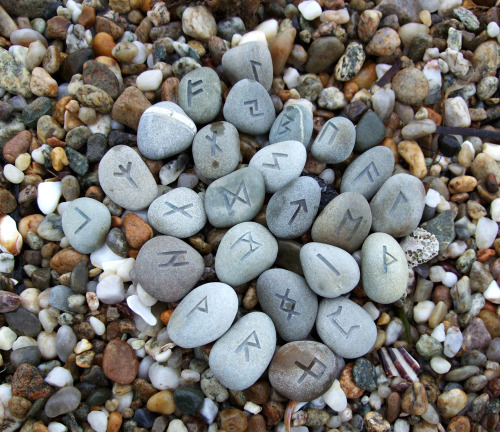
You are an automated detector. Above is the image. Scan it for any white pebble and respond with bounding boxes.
[375,64,391,79]
[320,8,350,24]
[425,188,441,208]
[430,357,451,374]
[37,331,57,360]
[298,0,322,20]
[384,318,403,346]
[369,391,382,410]
[487,22,500,38]
[444,241,467,259]
[90,244,124,269]
[180,369,200,383]
[3,164,24,184]
[413,301,435,324]
[167,419,188,432]
[31,145,48,164]
[491,198,500,223]
[421,402,440,425]
[244,401,262,414]
[394,419,410,432]
[443,96,471,128]
[149,362,181,390]
[89,316,106,336]
[0,327,17,350]
[66,0,83,22]
[87,411,108,432]
[48,422,68,432]
[127,295,157,326]
[254,19,278,41]
[199,398,218,424]
[476,217,498,249]
[483,143,500,161]
[38,289,51,309]
[45,366,74,387]
[443,326,463,358]
[20,288,40,314]
[37,181,62,215]
[96,274,125,304]
[484,280,500,304]
[327,415,342,429]
[431,323,446,342]
[377,384,391,398]
[12,336,37,351]
[15,153,31,171]
[429,265,446,282]
[74,338,92,354]
[239,30,267,45]
[283,67,301,89]
[362,302,380,320]
[323,379,347,412]
[319,168,335,184]
[39,309,59,333]
[132,41,147,64]
[116,258,135,282]
[136,69,163,92]
[442,272,458,287]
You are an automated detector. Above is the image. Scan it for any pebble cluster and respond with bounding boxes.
[0,1,500,432]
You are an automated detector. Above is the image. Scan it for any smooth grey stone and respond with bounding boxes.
[98,145,157,211]
[311,192,372,253]
[132,236,204,302]
[300,242,360,298]
[354,110,386,153]
[55,325,77,363]
[37,213,64,241]
[269,104,313,146]
[311,117,355,164]
[49,285,74,313]
[209,311,276,391]
[249,140,307,193]
[370,173,426,237]
[305,37,344,73]
[215,222,278,286]
[266,177,321,239]
[269,341,338,402]
[221,42,273,91]
[10,346,41,368]
[361,232,408,304]
[217,17,246,41]
[340,146,395,200]
[45,386,82,418]
[223,79,275,135]
[316,296,377,359]
[192,121,240,180]
[276,239,303,275]
[204,167,265,228]
[179,67,222,125]
[168,282,238,348]
[148,187,206,238]
[4,308,41,337]
[62,197,111,254]
[137,101,197,160]
[257,269,318,342]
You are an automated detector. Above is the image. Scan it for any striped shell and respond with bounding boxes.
[378,347,420,383]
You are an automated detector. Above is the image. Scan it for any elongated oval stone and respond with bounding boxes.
[311,117,355,164]
[98,145,157,211]
[300,242,360,298]
[361,232,408,304]
[209,312,276,390]
[311,192,372,253]
[45,387,82,418]
[215,222,278,286]
[249,140,307,193]
[269,341,338,402]
[256,269,318,342]
[370,173,426,237]
[204,167,265,228]
[132,236,204,302]
[316,296,377,359]
[266,176,321,239]
[340,146,395,200]
[167,283,238,348]
[269,104,313,146]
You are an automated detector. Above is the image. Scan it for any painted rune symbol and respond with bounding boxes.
[187,79,203,108]
[157,251,189,268]
[113,162,138,189]
[275,289,301,321]
[354,161,380,184]
[205,131,222,157]
[235,330,261,362]
[295,357,327,383]
[276,113,295,138]
[230,231,263,262]
[187,296,209,317]
[250,60,262,81]
[262,152,288,170]
[74,207,91,234]
[389,191,408,217]
[221,181,251,214]
[383,245,398,273]
[319,121,339,146]
[316,253,340,276]
[163,202,193,219]
[328,305,360,338]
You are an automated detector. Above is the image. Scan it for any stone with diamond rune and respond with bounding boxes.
[269,103,313,146]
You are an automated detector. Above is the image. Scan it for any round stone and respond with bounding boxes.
[269,104,313,146]
[438,135,461,157]
[45,386,82,418]
[311,117,356,164]
[354,110,387,153]
[102,339,139,385]
[392,67,430,106]
[173,387,204,414]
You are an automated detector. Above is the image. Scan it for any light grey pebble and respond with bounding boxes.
[192,121,240,180]
[49,285,74,313]
[311,192,372,253]
[137,101,197,160]
[269,103,313,146]
[178,67,222,125]
[340,146,395,200]
[257,268,318,342]
[168,282,238,348]
[215,222,278,286]
[221,41,273,91]
[45,386,82,418]
[300,242,360,298]
[62,197,111,254]
[147,187,206,238]
[159,154,189,186]
[209,311,276,390]
[266,176,321,239]
[311,117,355,164]
[370,173,426,237]
[249,140,307,193]
[204,167,265,228]
[361,232,409,304]
[37,213,64,241]
[55,325,77,363]
[223,79,275,135]
[98,145,158,211]
[316,296,377,359]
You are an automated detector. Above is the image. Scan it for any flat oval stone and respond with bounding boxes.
[45,386,82,418]
[300,242,360,298]
[98,145,157,211]
[361,232,408,304]
[266,177,321,239]
[148,188,206,238]
[178,67,222,125]
[256,269,318,342]
[137,101,197,160]
[311,192,372,253]
[215,222,278,286]
[204,167,265,228]
[192,121,240,180]
[340,146,395,200]
[311,117,355,164]
[316,296,377,359]
[269,341,337,402]
[103,339,139,385]
[354,110,387,153]
[62,197,111,254]
[249,140,307,193]
[168,282,238,348]
[223,79,275,135]
[132,236,204,302]
[221,41,273,91]
[269,103,313,146]
[370,173,426,237]
[5,308,41,337]
[209,311,276,391]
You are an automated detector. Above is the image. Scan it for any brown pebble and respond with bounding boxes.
[111,86,151,130]
[401,382,428,415]
[262,401,284,426]
[448,176,478,194]
[364,411,391,432]
[46,16,71,39]
[478,309,500,338]
[18,214,45,241]
[220,409,248,432]
[386,392,401,423]
[3,130,32,163]
[244,381,270,405]
[0,188,17,214]
[447,416,471,432]
[146,390,176,415]
[32,421,49,432]
[161,77,179,103]
[247,414,266,432]
[339,363,364,398]
[103,339,139,384]
[107,411,123,432]
[8,395,32,418]
[11,364,52,402]
[50,248,89,274]
[0,290,22,313]
[78,5,96,28]
[92,32,116,57]
[123,213,153,250]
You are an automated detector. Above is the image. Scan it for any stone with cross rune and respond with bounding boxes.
[311,117,356,164]
[256,269,318,342]
[361,232,408,304]
[269,341,338,402]
[61,197,111,254]
[316,296,377,359]
[167,282,238,348]
[209,312,276,391]
[147,187,206,238]
[178,67,222,125]
[98,145,158,211]
[269,103,313,146]
[215,222,278,286]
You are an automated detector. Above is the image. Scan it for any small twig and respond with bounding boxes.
[398,307,413,345]
[435,126,500,141]
[375,58,402,87]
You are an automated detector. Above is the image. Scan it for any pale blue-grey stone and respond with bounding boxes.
[55,325,77,363]
[49,285,74,313]
[269,104,313,146]
[311,117,355,164]
[45,386,82,418]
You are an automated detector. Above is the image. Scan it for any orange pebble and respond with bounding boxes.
[481,302,497,312]
[107,411,123,432]
[111,216,122,228]
[349,62,377,89]
[46,137,66,147]
[318,72,330,88]
[160,308,175,325]
[426,108,442,126]
[128,248,139,258]
[477,248,496,263]
[344,82,358,102]
[92,32,116,57]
